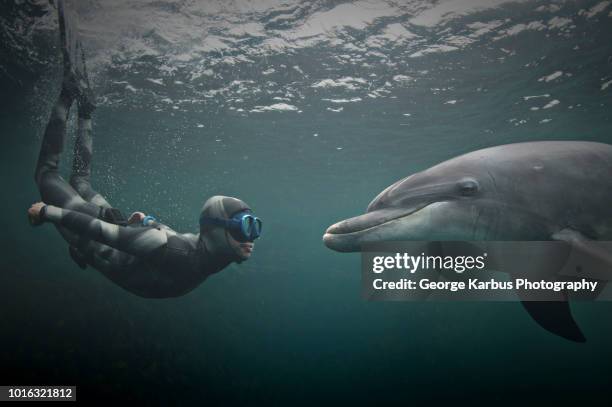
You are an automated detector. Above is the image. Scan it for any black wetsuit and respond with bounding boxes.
[34,86,233,298]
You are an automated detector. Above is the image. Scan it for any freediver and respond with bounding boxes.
[27,1,262,298]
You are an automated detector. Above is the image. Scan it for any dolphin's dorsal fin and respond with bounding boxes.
[519,299,586,343]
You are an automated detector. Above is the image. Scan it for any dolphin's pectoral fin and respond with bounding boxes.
[520,296,586,343]
[512,228,609,342]
[553,228,612,282]
[516,284,585,342]
[519,300,586,343]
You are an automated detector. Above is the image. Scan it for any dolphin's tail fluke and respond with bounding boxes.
[520,300,586,343]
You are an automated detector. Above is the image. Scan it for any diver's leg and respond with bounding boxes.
[34,85,101,219]
[67,31,111,208]
[35,0,103,218]
[35,0,105,268]
[69,111,112,209]
[34,86,72,186]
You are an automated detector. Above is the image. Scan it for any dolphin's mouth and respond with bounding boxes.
[323,202,432,251]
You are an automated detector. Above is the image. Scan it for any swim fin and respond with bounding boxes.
[57,0,96,115]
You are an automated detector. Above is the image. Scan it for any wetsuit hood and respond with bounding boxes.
[199,195,251,262]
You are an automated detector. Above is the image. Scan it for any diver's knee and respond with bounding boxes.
[34,165,54,189]
[69,175,83,191]
[70,175,93,199]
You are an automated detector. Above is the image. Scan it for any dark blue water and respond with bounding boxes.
[2,0,612,404]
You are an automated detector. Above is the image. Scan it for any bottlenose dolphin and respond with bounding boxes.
[323,141,612,342]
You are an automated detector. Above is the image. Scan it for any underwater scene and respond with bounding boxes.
[2,0,612,404]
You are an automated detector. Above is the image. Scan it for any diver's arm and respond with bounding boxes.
[41,204,167,256]
[127,211,176,232]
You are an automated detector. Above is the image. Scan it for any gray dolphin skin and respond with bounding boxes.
[323,141,612,342]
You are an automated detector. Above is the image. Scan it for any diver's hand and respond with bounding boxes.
[128,211,146,225]
[28,202,47,226]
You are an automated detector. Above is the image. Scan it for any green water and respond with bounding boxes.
[2,0,612,404]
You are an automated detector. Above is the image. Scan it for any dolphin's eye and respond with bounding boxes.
[458,179,479,196]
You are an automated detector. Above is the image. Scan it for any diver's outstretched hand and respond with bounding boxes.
[28,202,46,226]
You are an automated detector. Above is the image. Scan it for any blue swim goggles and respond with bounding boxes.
[200,210,262,242]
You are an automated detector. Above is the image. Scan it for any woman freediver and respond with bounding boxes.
[27,0,262,298]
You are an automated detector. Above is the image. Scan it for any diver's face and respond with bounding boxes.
[226,232,255,260]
